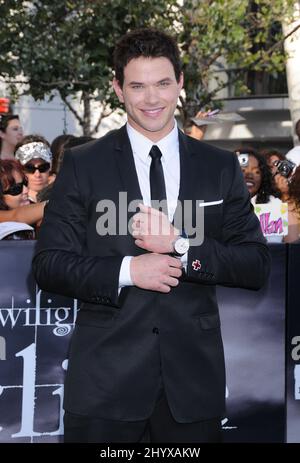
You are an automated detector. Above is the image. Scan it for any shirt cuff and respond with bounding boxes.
[118,256,134,289]
[180,252,188,271]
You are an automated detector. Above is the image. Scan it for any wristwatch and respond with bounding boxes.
[172,235,190,256]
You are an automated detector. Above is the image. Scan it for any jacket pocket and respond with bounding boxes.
[76,303,120,328]
[194,312,221,330]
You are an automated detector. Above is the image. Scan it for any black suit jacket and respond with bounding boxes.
[33,126,270,422]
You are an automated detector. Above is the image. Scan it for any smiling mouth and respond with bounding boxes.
[141,108,164,116]
[245,179,255,187]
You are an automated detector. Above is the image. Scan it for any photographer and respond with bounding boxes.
[259,148,286,176]
[272,159,300,242]
[286,119,300,167]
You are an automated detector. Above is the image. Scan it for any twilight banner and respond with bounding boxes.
[0,241,298,442]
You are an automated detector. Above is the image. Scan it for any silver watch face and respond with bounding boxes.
[174,237,189,255]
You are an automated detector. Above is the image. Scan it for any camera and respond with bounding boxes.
[273,159,295,178]
[236,152,249,167]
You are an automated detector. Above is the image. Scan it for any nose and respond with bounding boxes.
[22,184,28,194]
[33,168,41,177]
[144,86,159,105]
[242,166,252,177]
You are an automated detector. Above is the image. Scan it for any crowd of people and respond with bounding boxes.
[0,26,296,444]
[0,115,94,238]
[189,116,300,243]
[0,110,300,242]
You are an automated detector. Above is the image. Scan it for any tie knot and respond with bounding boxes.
[149,145,162,161]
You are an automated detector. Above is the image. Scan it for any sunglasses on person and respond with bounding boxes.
[24,162,51,174]
[3,178,28,196]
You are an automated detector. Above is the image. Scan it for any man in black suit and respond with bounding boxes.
[33,28,270,443]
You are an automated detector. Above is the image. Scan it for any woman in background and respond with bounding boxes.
[234,147,275,203]
[0,159,32,239]
[281,166,300,242]
[0,115,23,160]
[0,159,46,234]
[260,148,286,177]
[15,134,52,203]
[234,146,298,242]
[0,159,29,210]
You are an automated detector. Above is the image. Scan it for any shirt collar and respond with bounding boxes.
[126,120,179,163]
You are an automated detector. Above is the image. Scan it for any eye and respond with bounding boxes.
[131,84,143,90]
[158,81,170,87]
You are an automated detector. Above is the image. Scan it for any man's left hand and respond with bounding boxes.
[131,203,179,254]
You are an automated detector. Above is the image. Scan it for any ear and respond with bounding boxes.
[48,173,56,184]
[113,78,125,103]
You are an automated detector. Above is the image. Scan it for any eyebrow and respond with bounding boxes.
[128,77,174,86]
[157,78,173,83]
[128,81,144,85]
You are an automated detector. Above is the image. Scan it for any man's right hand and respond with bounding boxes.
[130,253,182,293]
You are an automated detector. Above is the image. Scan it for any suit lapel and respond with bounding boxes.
[171,130,196,231]
[173,130,201,233]
[178,129,195,203]
[114,125,143,207]
[111,126,146,256]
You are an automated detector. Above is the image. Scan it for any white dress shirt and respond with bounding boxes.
[119,121,182,288]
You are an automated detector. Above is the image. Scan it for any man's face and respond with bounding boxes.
[113,57,183,142]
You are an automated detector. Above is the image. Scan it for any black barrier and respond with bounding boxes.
[286,242,300,443]
[0,241,298,442]
[218,243,286,442]
[0,242,75,442]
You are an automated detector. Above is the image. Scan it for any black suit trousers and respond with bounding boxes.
[64,389,222,443]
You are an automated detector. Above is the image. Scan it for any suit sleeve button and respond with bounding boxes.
[152,327,159,334]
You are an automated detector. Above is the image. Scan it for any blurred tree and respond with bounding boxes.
[0,0,299,133]
[0,0,177,135]
[282,1,300,143]
[179,0,298,128]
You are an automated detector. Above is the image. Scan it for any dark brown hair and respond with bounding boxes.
[113,27,182,87]
[0,159,27,210]
[259,148,286,164]
[288,165,300,217]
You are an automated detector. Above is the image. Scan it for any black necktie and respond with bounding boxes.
[149,145,168,215]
